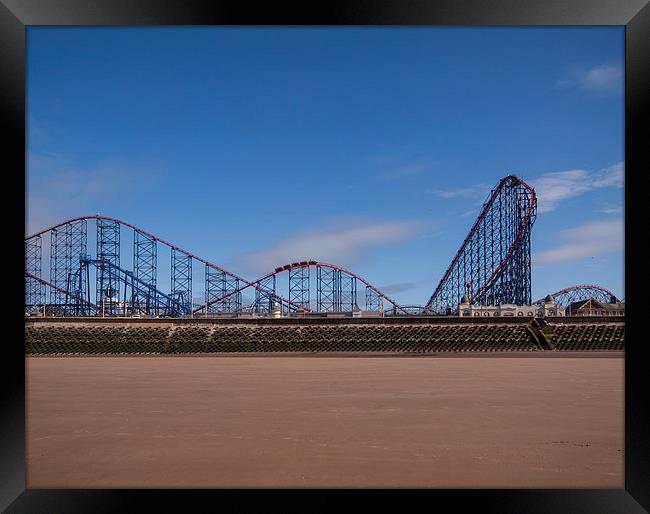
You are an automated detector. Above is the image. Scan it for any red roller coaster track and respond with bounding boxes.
[533,284,619,305]
[193,260,409,315]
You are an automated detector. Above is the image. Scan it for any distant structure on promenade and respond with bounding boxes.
[457,294,562,317]
[533,285,624,317]
[457,294,625,317]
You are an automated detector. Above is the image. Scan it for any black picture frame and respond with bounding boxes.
[3,1,648,511]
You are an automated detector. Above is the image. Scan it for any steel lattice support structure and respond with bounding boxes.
[198,261,407,315]
[204,265,222,313]
[25,235,44,313]
[221,274,242,313]
[26,216,408,317]
[316,265,340,312]
[96,219,120,314]
[67,257,92,316]
[365,286,383,311]
[133,230,158,315]
[340,273,357,311]
[254,275,277,313]
[49,226,69,309]
[425,175,537,314]
[288,265,310,309]
[26,271,99,315]
[171,249,192,311]
[80,257,189,317]
[205,265,242,313]
[134,230,157,289]
[50,220,87,314]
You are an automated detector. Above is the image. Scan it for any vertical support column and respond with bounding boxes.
[67,220,88,315]
[470,230,479,305]
[67,259,91,315]
[505,185,519,303]
[480,214,487,305]
[339,273,357,311]
[519,187,535,305]
[25,236,44,314]
[223,275,242,312]
[134,230,157,315]
[513,188,522,305]
[205,266,242,313]
[26,237,42,311]
[499,184,510,304]
[50,227,69,310]
[498,186,504,299]
[461,246,468,308]
[501,185,510,304]
[255,275,277,314]
[488,205,495,306]
[134,230,157,290]
[68,220,87,264]
[50,220,87,315]
[171,249,192,313]
[205,265,219,313]
[289,265,310,309]
[317,266,340,312]
[132,229,159,315]
[96,219,120,315]
[508,183,517,302]
[365,286,383,312]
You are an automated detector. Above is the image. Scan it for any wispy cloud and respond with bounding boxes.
[531,162,623,213]
[430,183,491,201]
[234,219,428,274]
[368,149,448,182]
[420,230,444,239]
[378,282,418,294]
[534,219,623,265]
[26,151,159,233]
[426,162,622,216]
[597,203,623,215]
[555,63,623,93]
[461,209,478,218]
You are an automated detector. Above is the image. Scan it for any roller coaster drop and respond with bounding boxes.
[24,174,613,317]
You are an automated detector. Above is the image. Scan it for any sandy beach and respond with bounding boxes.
[26,354,624,488]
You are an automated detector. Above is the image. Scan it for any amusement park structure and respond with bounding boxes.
[24,175,618,317]
[425,175,537,314]
[533,285,621,310]
[25,216,408,317]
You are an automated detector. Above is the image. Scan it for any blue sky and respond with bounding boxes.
[27,27,624,305]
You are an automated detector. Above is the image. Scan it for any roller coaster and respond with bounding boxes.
[25,216,409,317]
[24,174,618,317]
[533,285,620,310]
[425,175,537,314]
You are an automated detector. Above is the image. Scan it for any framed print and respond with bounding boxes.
[2,0,648,512]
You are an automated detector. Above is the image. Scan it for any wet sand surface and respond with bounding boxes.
[26,355,624,488]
